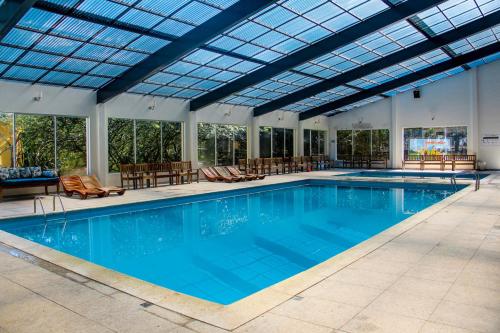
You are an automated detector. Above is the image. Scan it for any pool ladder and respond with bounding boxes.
[450,173,480,191]
[34,194,69,235]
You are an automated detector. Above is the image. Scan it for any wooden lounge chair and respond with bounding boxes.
[212,167,243,182]
[200,167,234,183]
[60,176,106,200]
[226,166,265,180]
[81,175,125,197]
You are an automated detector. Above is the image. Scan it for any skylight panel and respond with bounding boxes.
[2,28,42,48]
[174,89,204,98]
[34,35,83,55]
[93,28,140,48]
[17,52,64,69]
[51,17,104,41]
[153,19,195,37]
[136,0,191,17]
[3,66,47,81]
[72,75,110,88]
[57,58,99,73]
[39,71,81,85]
[153,86,183,96]
[73,44,117,61]
[322,12,358,32]
[90,63,129,77]
[128,82,161,94]
[146,72,180,85]
[128,36,170,53]
[254,5,296,28]
[108,50,148,66]
[172,1,221,25]
[77,0,128,19]
[17,9,62,33]
[189,66,220,79]
[118,9,164,29]
[348,0,389,20]
[304,2,343,24]
[0,46,24,63]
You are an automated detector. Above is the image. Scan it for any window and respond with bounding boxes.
[304,129,327,156]
[108,118,182,172]
[136,120,161,164]
[259,126,294,158]
[0,113,87,174]
[337,129,390,158]
[336,130,353,157]
[0,113,13,167]
[108,118,134,173]
[56,116,87,175]
[404,126,467,157]
[197,123,247,167]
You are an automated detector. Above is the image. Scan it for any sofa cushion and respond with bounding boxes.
[0,168,9,181]
[30,166,42,178]
[19,167,32,178]
[42,170,57,177]
[8,168,19,179]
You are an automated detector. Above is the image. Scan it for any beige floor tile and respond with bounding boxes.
[366,290,440,320]
[430,301,500,333]
[419,322,478,333]
[445,284,500,310]
[388,276,452,300]
[300,278,383,307]
[329,267,400,290]
[405,263,463,283]
[271,296,361,329]
[235,313,333,333]
[341,308,424,333]
[185,320,230,333]
[348,256,413,276]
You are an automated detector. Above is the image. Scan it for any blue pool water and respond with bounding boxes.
[339,171,489,179]
[0,180,461,304]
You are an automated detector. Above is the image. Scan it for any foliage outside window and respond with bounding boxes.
[337,129,390,158]
[0,113,13,168]
[403,126,467,157]
[259,126,294,158]
[197,123,247,167]
[0,113,87,174]
[108,118,182,172]
[304,129,327,156]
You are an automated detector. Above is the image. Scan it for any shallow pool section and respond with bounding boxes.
[0,180,460,304]
[339,171,488,179]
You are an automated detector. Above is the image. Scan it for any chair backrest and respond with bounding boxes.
[213,166,231,178]
[238,159,247,167]
[200,167,217,180]
[171,162,182,171]
[61,175,85,191]
[81,175,102,189]
[226,166,240,176]
[263,158,273,166]
[181,161,192,171]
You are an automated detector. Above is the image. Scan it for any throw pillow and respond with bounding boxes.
[8,168,20,179]
[19,167,32,178]
[30,166,42,177]
[0,167,9,181]
[42,169,57,178]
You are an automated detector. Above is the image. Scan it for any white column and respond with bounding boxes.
[90,103,107,183]
[251,116,259,158]
[390,96,400,168]
[185,107,198,167]
[469,68,479,155]
[298,120,304,156]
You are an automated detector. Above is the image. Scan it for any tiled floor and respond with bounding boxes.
[0,170,499,333]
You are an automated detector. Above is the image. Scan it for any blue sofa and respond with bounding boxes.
[0,167,59,201]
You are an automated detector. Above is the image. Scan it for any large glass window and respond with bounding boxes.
[197,123,247,167]
[353,130,371,156]
[108,118,134,173]
[259,126,294,158]
[337,130,353,157]
[0,113,87,173]
[56,117,87,175]
[16,114,55,169]
[337,129,390,158]
[0,113,13,167]
[136,120,161,164]
[108,118,182,172]
[304,129,327,156]
[404,126,467,157]
[372,129,390,157]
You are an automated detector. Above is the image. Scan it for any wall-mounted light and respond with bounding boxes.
[277,111,285,121]
[147,97,156,111]
[33,90,43,102]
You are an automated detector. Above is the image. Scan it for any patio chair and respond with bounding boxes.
[81,175,125,197]
[60,176,106,200]
[226,166,265,180]
[119,164,143,189]
[200,167,235,183]
[212,166,243,182]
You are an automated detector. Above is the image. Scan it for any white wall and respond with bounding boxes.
[329,60,500,169]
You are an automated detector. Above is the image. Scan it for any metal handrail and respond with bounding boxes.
[34,194,69,236]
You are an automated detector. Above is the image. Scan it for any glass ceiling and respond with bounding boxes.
[0,0,499,115]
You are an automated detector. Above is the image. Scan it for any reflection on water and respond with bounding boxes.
[1,184,453,304]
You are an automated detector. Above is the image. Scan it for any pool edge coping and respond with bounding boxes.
[0,180,475,331]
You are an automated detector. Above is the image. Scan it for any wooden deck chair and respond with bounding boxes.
[200,167,234,183]
[81,175,125,197]
[60,176,106,200]
[226,166,265,180]
[211,167,242,182]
